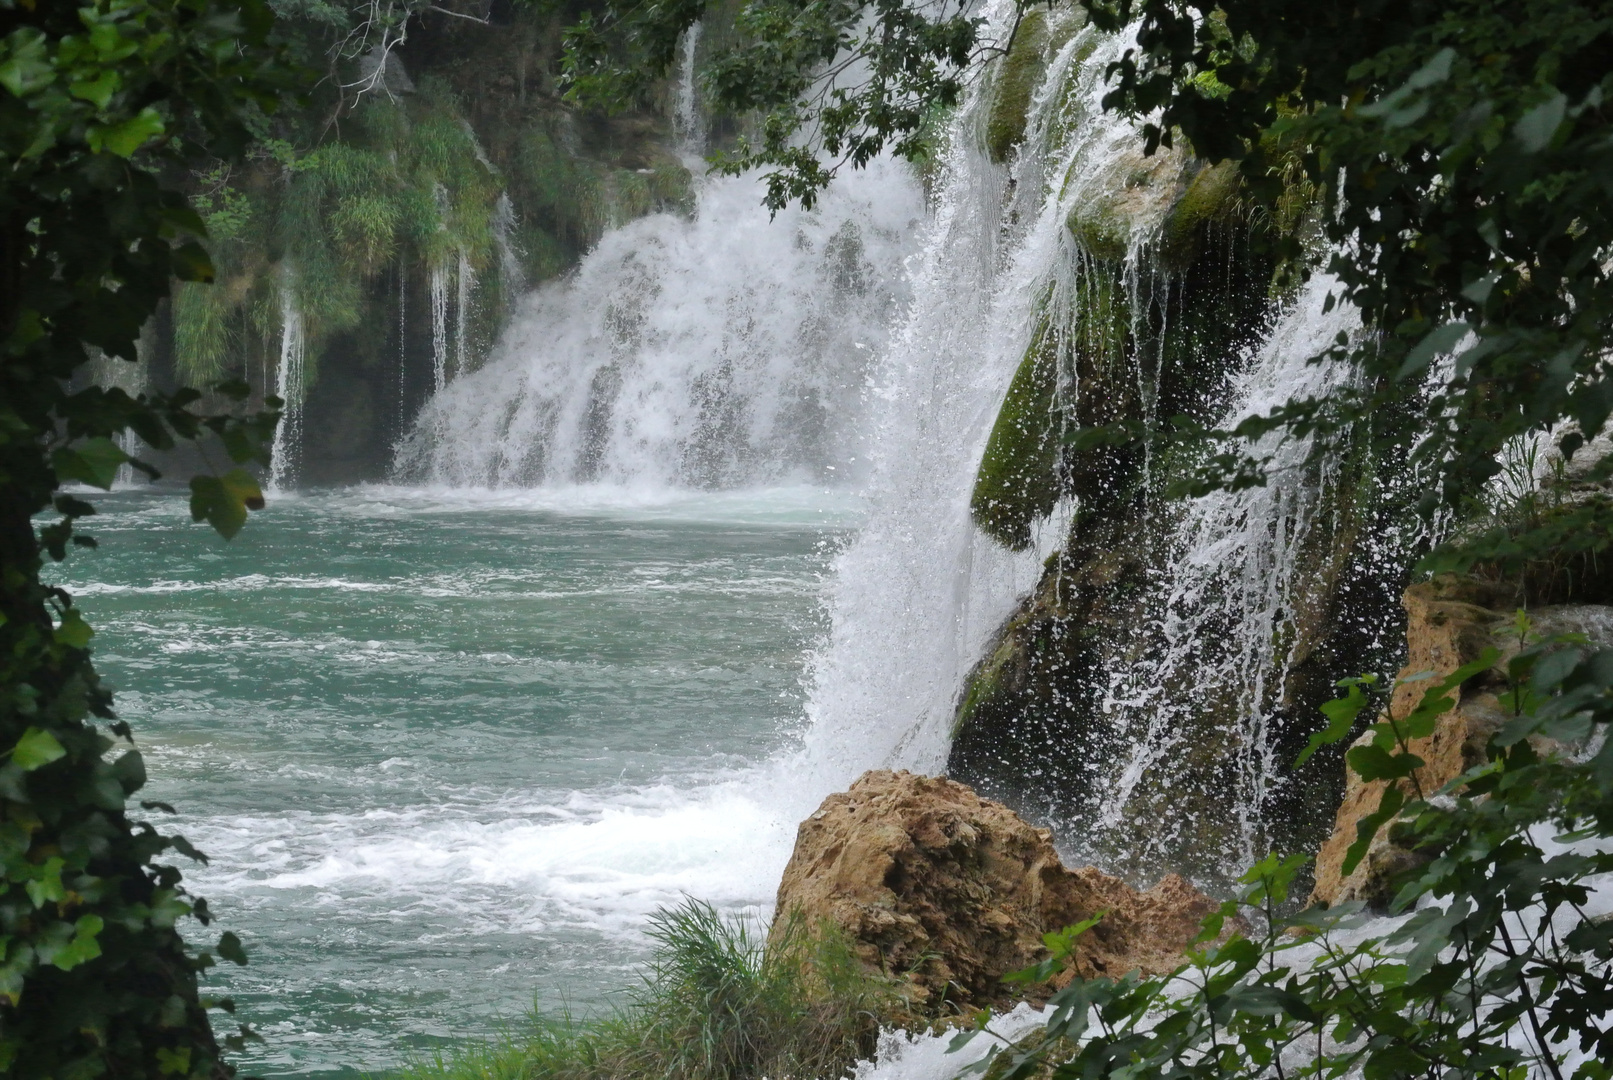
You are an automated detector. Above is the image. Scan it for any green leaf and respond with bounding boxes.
[0,30,54,98]
[1342,785,1405,877]
[86,106,165,158]
[24,856,66,908]
[156,1047,191,1076]
[52,438,128,490]
[11,728,65,771]
[189,469,264,540]
[1396,322,1471,380]
[217,931,247,966]
[110,749,146,795]
[1514,92,1566,153]
[54,608,94,649]
[1296,677,1372,767]
[49,916,104,972]
[1347,743,1423,782]
[68,69,119,108]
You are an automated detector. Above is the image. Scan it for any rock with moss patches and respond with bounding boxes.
[985,12,1051,165]
[772,770,1218,1012]
[1158,160,1247,273]
[971,322,1063,550]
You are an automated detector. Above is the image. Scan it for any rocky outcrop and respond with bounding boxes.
[1311,576,1613,907]
[771,770,1217,1011]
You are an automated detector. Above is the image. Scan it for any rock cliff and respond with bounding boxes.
[1311,575,1613,907]
[771,770,1216,1011]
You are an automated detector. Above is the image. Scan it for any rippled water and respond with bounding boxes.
[56,485,859,1076]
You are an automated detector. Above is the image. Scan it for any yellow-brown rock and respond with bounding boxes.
[1311,576,1613,907]
[771,770,1216,1011]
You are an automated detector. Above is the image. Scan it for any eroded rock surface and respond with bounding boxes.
[1311,576,1613,907]
[771,770,1215,1010]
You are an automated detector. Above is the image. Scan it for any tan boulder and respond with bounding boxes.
[1311,576,1613,907]
[771,770,1216,1011]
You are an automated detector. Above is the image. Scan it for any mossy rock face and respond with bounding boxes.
[1158,160,1246,273]
[1065,200,1130,261]
[971,320,1063,550]
[985,11,1050,165]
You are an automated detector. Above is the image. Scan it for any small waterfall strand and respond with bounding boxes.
[268,281,306,491]
[429,261,450,393]
[673,23,704,153]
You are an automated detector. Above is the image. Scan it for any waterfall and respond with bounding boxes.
[1092,274,1366,875]
[429,261,449,393]
[672,23,703,153]
[397,262,409,435]
[395,160,923,488]
[268,280,306,491]
[792,8,1122,786]
[493,192,525,296]
[89,343,149,487]
[455,248,474,375]
[391,1,1404,885]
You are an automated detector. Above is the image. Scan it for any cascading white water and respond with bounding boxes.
[429,260,450,393]
[396,161,923,489]
[455,248,474,375]
[90,338,150,486]
[1094,274,1363,871]
[493,192,525,296]
[396,0,1392,896]
[672,23,703,153]
[793,7,1128,785]
[268,281,306,491]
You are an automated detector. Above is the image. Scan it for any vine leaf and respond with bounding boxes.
[51,437,128,490]
[189,469,264,539]
[11,727,66,771]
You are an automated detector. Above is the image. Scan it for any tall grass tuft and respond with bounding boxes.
[387,899,911,1080]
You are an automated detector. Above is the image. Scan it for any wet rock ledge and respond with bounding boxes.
[770,769,1216,1011]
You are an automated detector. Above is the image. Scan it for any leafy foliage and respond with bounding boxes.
[0,0,294,1073]
[562,0,993,209]
[961,622,1613,1080]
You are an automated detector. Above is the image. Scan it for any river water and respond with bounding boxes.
[59,484,860,1076]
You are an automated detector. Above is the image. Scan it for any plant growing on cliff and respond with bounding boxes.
[962,629,1613,1080]
[0,0,298,1073]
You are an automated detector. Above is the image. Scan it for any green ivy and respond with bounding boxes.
[0,0,297,1074]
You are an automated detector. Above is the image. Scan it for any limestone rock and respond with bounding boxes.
[771,770,1216,1011]
[1311,576,1613,907]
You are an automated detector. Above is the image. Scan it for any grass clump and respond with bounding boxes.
[390,899,909,1080]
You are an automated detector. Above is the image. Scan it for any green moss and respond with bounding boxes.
[971,317,1063,550]
[1065,199,1130,261]
[1158,159,1245,272]
[984,11,1049,165]
[952,625,1024,739]
[172,280,233,385]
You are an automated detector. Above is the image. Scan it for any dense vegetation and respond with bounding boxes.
[0,2,287,1074]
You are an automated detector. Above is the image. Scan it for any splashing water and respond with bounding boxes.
[1092,274,1367,875]
[429,260,450,393]
[395,160,922,489]
[672,22,704,154]
[268,281,306,492]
